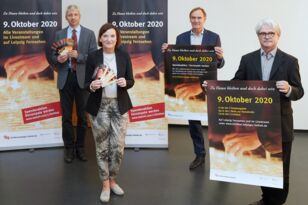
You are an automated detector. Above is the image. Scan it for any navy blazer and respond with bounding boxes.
[176,28,224,68]
[233,49,304,143]
[85,48,134,116]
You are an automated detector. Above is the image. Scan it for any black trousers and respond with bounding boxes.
[59,71,89,149]
[261,141,292,205]
[188,120,205,157]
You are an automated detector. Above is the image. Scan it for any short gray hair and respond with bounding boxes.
[66,4,80,16]
[255,18,281,36]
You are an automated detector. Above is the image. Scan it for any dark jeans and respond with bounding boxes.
[59,71,89,149]
[261,141,292,205]
[188,120,205,157]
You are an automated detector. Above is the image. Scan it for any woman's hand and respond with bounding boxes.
[90,79,102,91]
[116,77,127,87]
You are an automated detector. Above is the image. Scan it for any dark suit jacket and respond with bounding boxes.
[233,49,304,145]
[49,25,97,89]
[85,48,134,116]
[176,28,225,68]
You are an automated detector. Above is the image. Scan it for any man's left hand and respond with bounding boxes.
[276,80,290,94]
[214,47,224,60]
[68,50,78,59]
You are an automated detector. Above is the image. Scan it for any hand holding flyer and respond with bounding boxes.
[95,65,117,88]
[51,38,74,56]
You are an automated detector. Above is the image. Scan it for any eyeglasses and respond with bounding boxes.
[258,32,276,38]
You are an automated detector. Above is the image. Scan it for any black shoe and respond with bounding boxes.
[189,156,205,170]
[76,148,87,162]
[64,148,74,163]
[249,199,264,205]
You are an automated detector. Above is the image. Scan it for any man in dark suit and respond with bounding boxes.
[163,7,225,170]
[48,5,97,163]
[231,18,304,205]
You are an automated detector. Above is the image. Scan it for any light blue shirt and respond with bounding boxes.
[190,30,204,45]
[67,25,81,43]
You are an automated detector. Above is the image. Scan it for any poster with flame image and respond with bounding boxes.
[207,80,283,188]
[0,0,62,150]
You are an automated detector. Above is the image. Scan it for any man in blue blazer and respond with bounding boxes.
[48,5,97,163]
[163,7,225,170]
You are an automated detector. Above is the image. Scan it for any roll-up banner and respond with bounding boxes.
[207,80,283,188]
[0,0,62,151]
[108,0,168,148]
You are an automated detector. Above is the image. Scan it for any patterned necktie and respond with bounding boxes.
[71,29,78,71]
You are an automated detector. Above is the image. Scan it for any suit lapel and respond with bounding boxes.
[59,27,68,39]
[115,51,123,77]
[77,26,84,52]
[253,50,262,80]
[269,49,283,79]
[201,29,207,45]
[186,32,191,44]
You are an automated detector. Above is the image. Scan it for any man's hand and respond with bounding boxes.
[57,53,68,63]
[68,50,78,59]
[214,47,224,60]
[276,80,290,94]
[202,80,208,88]
[161,43,168,53]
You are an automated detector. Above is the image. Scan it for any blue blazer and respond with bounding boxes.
[176,29,224,68]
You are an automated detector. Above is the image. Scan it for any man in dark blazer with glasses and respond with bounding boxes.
[232,18,304,205]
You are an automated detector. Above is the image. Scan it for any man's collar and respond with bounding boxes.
[261,47,278,57]
[68,25,81,32]
[190,29,204,36]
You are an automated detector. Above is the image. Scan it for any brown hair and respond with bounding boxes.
[97,23,121,48]
[189,7,207,18]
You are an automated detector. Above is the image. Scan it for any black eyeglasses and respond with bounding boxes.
[258,32,275,38]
